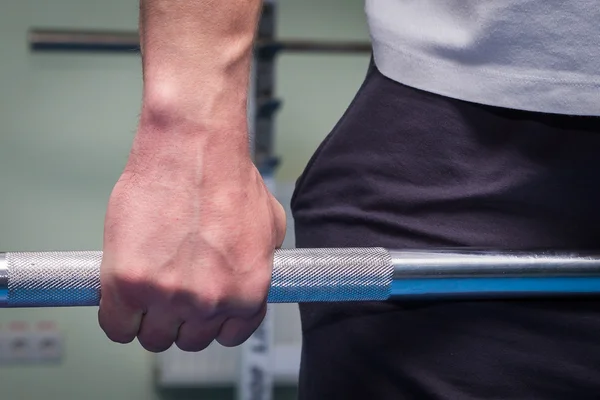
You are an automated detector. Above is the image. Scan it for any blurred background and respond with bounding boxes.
[0,0,370,399]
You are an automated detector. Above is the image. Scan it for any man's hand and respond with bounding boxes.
[98,129,285,352]
[96,0,278,352]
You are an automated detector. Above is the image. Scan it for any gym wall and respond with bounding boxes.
[0,0,370,399]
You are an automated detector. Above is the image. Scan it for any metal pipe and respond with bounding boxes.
[388,249,600,299]
[1,248,600,307]
[27,29,371,54]
[266,40,371,54]
[28,29,139,52]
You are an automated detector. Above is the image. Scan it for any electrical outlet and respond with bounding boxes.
[4,321,34,363]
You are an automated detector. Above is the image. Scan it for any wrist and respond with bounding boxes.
[126,118,252,183]
[136,76,250,149]
[125,72,254,185]
[142,83,247,131]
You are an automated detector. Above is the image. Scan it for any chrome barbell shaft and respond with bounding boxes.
[2,248,600,308]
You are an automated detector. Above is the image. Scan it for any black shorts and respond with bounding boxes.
[290,61,600,399]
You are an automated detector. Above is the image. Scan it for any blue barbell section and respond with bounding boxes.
[2,248,600,307]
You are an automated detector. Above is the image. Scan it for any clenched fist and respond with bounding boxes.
[98,129,286,352]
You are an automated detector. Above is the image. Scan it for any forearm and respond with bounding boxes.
[137,0,262,147]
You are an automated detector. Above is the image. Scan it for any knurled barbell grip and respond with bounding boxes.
[0,248,393,307]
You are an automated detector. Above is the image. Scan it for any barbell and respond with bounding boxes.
[2,248,600,308]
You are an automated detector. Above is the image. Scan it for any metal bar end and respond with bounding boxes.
[0,252,7,305]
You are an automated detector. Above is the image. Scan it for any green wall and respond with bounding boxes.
[0,0,370,399]
[274,1,371,180]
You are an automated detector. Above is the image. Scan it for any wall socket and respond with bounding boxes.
[0,321,64,365]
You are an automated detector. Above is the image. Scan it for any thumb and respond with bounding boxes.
[271,196,287,248]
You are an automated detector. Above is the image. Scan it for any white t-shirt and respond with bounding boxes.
[365,0,600,116]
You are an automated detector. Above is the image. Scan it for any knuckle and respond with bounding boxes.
[99,323,136,344]
[111,269,146,291]
[206,292,260,318]
[98,313,136,345]
[216,325,254,348]
[176,338,213,353]
[217,329,250,347]
[107,332,136,345]
[138,334,173,353]
[231,286,269,317]
[196,293,224,318]
[140,341,172,353]
[136,322,176,353]
[184,288,228,318]
[103,270,149,308]
[217,337,245,348]
[235,302,264,318]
